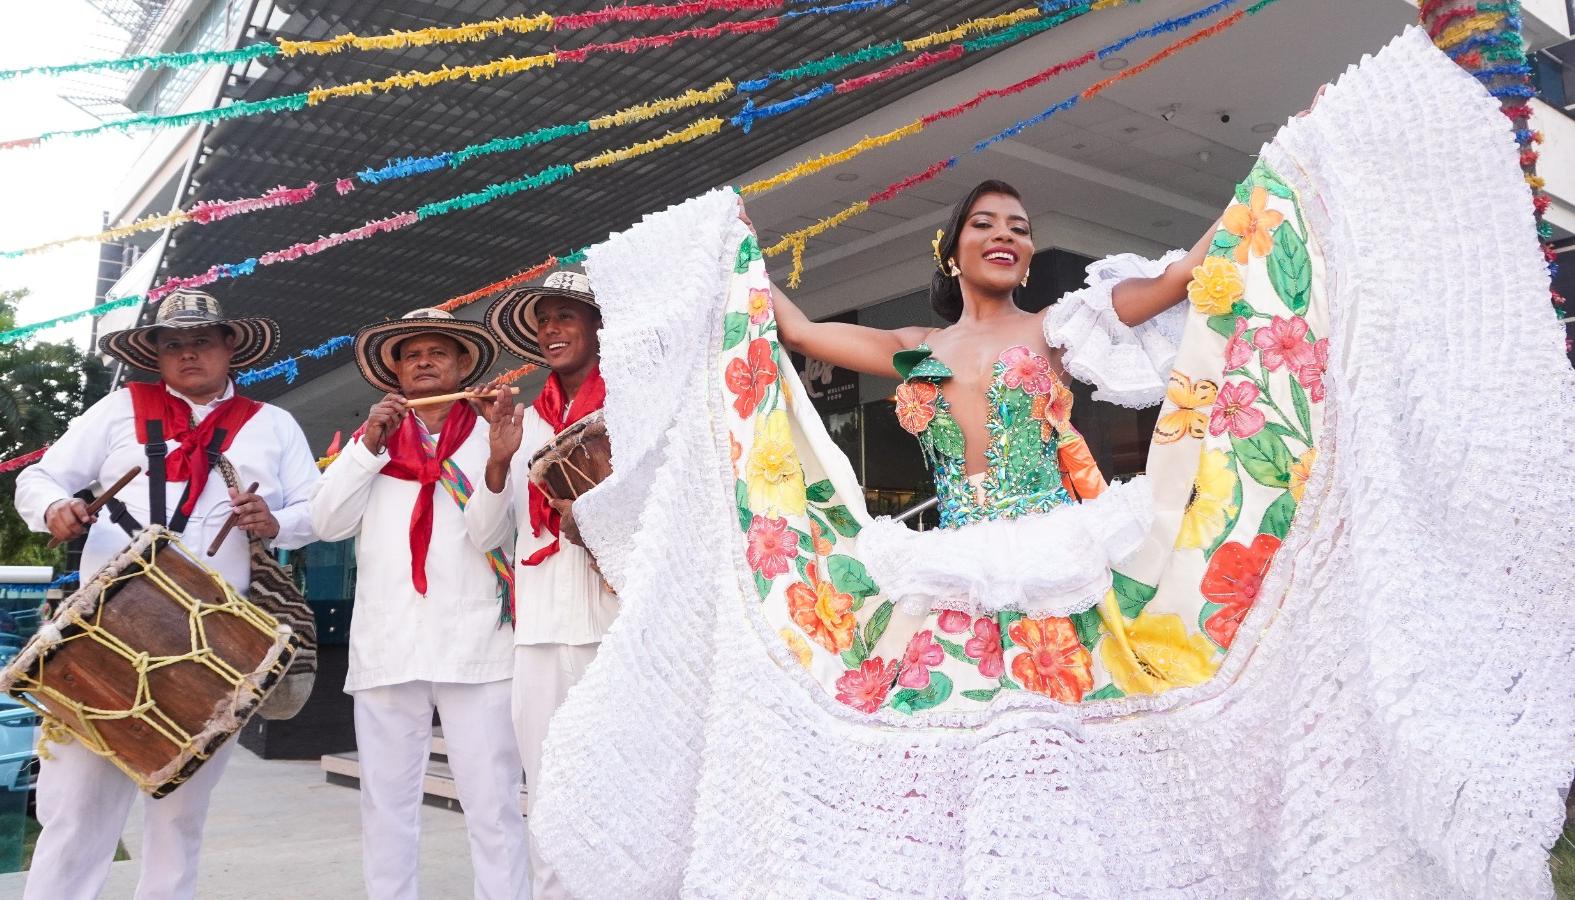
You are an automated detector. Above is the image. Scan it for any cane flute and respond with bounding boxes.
[48,466,141,548]
[207,482,259,557]
[405,386,520,409]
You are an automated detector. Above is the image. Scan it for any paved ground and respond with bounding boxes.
[0,748,476,898]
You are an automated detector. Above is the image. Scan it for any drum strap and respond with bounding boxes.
[144,420,167,527]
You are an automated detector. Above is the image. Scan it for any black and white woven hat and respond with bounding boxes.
[98,290,279,373]
[485,270,599,366]
[353,308,500,394]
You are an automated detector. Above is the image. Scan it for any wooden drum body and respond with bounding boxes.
[528,411,613,503]
[0,527,297,797]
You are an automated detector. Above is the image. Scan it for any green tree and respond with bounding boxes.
[0,288,112,567]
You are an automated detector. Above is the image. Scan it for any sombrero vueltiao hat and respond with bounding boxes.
[485,270,600,366]
[98,289,279,373]
[354,308,500,395]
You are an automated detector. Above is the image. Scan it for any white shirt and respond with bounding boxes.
[311,413,515,692]
[14,382,320,595]
[465,407,619,646]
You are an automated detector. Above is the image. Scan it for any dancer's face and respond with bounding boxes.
[155,325,236,400]
[954,192,1034,296]
[535,296,600,377]
[393,334,467,398]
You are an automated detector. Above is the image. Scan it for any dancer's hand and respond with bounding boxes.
[363,393,407,455]
[737,196,756,235]
[1296,84,1327,119]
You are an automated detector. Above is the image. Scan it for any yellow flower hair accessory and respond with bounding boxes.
[931,228,945,269]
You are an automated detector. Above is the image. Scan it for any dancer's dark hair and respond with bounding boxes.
[929,180,1025,323]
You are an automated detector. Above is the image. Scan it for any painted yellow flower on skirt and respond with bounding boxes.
[1099,610,1220,697]
[746,409,807,516]
[1186,256,1245,316]
[1290,448,1317,501]
[1177,449,1238,550]
[779,627,814,668]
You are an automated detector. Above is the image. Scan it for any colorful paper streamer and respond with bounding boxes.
[2,0,904,151]
[0,446,48,474]
[763,0,1282,286]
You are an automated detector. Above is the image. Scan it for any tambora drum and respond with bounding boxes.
[0,526,298,797]
[527,410,613,503]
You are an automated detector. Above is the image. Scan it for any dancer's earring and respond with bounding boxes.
[945,258,961,278]
[1020,270,1030,288]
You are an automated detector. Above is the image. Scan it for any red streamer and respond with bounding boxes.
[867,157,954,205]
[1081,13,1244,97]
[921,50,1097,126]
[555,0,778,30]
[836,45,964,95]
[437,257,560,311]
[558,18,780,62]
[0,446,47,474]
[1426,6,1478,38]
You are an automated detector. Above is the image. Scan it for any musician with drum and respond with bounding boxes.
[311,308,529,900]
[468,271,618,900]
[10,290,320,900]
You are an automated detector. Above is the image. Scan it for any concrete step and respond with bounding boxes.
[320,750,527,814]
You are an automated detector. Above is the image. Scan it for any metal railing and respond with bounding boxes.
[895,496,937,530]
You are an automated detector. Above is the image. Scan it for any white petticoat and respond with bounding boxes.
[860,476,1153,619]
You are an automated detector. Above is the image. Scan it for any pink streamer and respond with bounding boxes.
[836,45,964,94]
[255,211,418,266]
[336,178,355,195]
[186,183,320,225]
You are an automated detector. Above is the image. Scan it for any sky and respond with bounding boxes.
[0,1,150,349]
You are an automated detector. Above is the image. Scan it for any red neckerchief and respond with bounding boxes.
[379,400,479,594]
[128,381,261,518]
[522,367,606,567]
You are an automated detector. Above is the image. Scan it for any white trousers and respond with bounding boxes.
[513,642,598,900]
[23,734,236,900]
[353,679,530,900]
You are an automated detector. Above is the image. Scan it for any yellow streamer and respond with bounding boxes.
[307,52,558,104]
[589,80,735,130]
[573,117,724,171]
[1433,12,1507,50]
[764,200,870,287]
[279,14,556,57]
[903,6,1043,51]
[17,210,189,257]
[740,120,924,197]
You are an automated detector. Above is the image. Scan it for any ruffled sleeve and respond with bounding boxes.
[1043,249,1187,408]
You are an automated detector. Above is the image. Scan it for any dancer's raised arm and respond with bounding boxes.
[1109,223,1215,326]
[769,282,930,378]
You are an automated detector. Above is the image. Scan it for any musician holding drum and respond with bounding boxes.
[10,290,320,900]
[468,270,619,900]
[311,308,529,900]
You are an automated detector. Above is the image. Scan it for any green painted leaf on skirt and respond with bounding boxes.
[721,312,750,352]
[890,671,954,715]
[1232,430,1293,489]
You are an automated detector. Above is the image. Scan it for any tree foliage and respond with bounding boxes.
[0,289,112,567]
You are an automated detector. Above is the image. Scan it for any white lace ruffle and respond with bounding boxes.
[534,30,1575,899]
[1043,249,1187,407]
[861,477,1152,619]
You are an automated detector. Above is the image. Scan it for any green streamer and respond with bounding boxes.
[963,6,1091,52]
[448,121,593,168]
[0,297,141,344]
[755,40,906,86]
[34,93,310,145]
[415,164,577,219]
[0,43,279,81]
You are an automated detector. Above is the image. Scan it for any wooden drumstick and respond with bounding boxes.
[48,466,141,548]
[405,386,520,409]
[207,482,259,557]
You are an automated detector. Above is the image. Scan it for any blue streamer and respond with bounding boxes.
[359,153,454,185]
[49,572,80,589]
[974,95,1080,152]
[236,333,353,386]
[1489,84,1536,99]
[784,0,906,19]
[1099,0,1239,57]
[731,84,835,132]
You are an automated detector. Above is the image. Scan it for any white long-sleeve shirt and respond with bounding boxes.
[14,382,319,595]
[464,408,619,647]
[311,417,514,692]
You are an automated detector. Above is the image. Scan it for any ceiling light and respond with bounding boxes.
[1152,219,1173,228]
[1071,143,1087,151]
[1251,122,1279,134]
[1160,104,1180,122]
[1122,125,1141,134]
[1197,150,1212,164]
[1099,57,1128,71]
[834,172,858,182]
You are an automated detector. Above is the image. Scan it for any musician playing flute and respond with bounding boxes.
[12,290,320,900]
[466,271,619,900]
[310,307,528,900]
